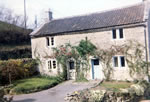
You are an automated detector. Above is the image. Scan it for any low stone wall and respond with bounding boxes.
[65,81,150,102]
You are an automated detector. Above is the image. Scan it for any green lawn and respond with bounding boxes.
[100,81,133,90]
[10,76,63,94]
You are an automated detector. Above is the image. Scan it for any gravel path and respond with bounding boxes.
[12,80,100,102]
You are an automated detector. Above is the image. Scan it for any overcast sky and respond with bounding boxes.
[0,0,143,28]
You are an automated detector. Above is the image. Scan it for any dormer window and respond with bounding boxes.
[46,37,55,47]
[112,28,124,39]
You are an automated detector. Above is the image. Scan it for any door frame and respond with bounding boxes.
[91,58,101,79]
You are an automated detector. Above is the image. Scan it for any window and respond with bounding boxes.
[120,56,125,67]
[46,37,50,46]
[112,29,116,39]
[53,60,56,69]
[113,56,125,68]
[48,60,52,69]
[47,59,57,69]
[46,37,55,47]
[112,28,124,39]
[69,61,75,70]
[119,29,123,39]
[93,59,99,65]
[51,37,54,46]
[113,57,118,67]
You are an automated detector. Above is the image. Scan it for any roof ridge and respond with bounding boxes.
[52,2,144,21]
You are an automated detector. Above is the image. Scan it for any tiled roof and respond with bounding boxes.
[31,3,145,37]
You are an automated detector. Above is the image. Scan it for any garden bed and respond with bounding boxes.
[6,76,63,94]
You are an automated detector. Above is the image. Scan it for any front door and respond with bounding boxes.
[91,59,102,79]
[68,61,75,80]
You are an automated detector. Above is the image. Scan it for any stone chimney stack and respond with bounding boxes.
[48,10,53,21]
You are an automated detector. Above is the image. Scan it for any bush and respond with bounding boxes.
[0,59,38,85]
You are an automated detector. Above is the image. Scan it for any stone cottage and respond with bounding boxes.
[30,0,150,81]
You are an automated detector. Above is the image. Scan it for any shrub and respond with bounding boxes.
[0,58,38,85]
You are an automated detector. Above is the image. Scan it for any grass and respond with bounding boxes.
[10,76,63,94]
[100,81,133,90]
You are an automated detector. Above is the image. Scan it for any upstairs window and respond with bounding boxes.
[112,28,124,39]
[112,29,116,39]
[51,37,54,46]
[119,28,123,39]
[46,37,55,47]
[46,37,50,46]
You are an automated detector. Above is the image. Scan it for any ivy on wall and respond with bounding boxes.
[52,38,149,81]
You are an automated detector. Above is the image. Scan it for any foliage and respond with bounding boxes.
[124,41,149,80]
[76,37,97,58]
[10,76,63,94]
[53,43,79,80]
[0,59,38,85]
[75,73,88,82]
[0,87,13,102]
[96,40,149,81]
[53,38,96,81]
[0,45,31,60]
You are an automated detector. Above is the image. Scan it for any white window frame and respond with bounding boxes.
[46,36,55,47]
[112,28,124,40]
[113,55,126,68]
[47,59,57,70]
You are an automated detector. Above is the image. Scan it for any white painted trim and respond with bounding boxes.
[112,28,125,41]
[46,59,57,70]
[113,55,126,69]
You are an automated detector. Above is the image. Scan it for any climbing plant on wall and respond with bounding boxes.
[53,37,97,80]
[52,38,149,81]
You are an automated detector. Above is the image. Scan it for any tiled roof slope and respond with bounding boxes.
[31,3,145,37]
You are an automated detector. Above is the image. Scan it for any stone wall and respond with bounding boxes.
[65,81,150,102]
[31,26,146,80]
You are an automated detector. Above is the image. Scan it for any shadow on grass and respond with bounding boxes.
[13,98,35,102]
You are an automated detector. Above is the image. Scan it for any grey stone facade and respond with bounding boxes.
[31,1,150,81]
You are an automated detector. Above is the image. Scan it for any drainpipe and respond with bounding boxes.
[144,25,149,76]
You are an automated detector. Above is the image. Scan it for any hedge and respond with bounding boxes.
[0,59,38,85]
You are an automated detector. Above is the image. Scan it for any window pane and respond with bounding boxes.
[113,57,118,67]
[119,29,123,38]
[120,56,125,67]
[53,60,56,69]
[69,61,74,70]
[46,37,50,46]
[48,61,52,69]
[51,37,54,46]
[112,29,116,39]
[93,59,99,65]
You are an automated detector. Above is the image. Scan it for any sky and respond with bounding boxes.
[0,0,143,28]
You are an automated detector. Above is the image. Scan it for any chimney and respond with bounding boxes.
[48,10,53,21]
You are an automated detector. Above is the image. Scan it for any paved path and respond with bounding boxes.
[12,80,100,102]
